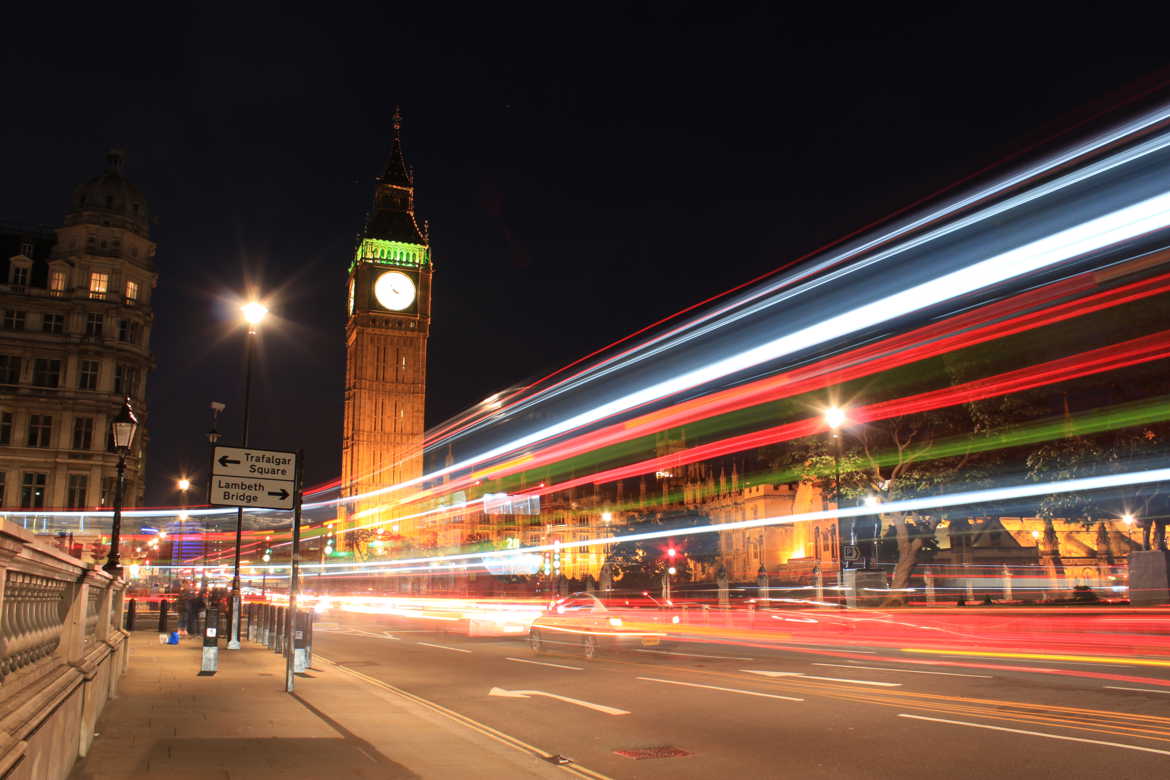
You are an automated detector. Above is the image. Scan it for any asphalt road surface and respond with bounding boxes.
[306,611,1170,779]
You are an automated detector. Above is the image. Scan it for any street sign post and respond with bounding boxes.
[209,446,298,510]
[842,544,861,563]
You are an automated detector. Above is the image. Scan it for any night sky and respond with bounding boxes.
[2,5,1167,505]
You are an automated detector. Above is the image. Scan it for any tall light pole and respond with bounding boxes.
[103,398,139,577]
[174,478,190,590]
[228,300,268,650]
[824,406,848,571]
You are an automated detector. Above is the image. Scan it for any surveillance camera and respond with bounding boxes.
[210,401,226,412]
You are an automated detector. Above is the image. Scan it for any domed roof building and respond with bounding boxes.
[0,149,157,522]
[65,149,151,239]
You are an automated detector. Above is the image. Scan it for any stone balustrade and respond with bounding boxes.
[0,519,128,779]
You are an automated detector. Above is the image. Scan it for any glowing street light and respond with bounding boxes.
[823,406,852,570]
[824,406,847,431]
[229,298,269,650]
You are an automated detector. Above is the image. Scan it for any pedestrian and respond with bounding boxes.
[187,592,205,636]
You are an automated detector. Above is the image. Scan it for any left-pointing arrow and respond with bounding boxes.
[488,687,629,715]
[218,455,241,467]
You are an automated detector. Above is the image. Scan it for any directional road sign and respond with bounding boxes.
[841,544,861,562]
[209,446,298,510]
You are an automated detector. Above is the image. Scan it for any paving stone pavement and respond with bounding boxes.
[69,632,570,779]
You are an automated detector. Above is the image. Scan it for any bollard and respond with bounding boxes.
[265,605,276,650]
[924,568,936,605]
[292,610,308,673]
[200,607,220,674]
[246,602,255,642]
[125,598,137,631]
[274,606,286,654]
[304,609,313,669]
[158,599,170,643]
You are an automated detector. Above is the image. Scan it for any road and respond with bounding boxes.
[308,610,1170,779]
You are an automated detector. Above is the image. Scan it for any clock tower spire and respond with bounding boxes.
[341,109,433,551]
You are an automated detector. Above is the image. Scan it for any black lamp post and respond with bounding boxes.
[824,407,848,571]
[103,397,139,577]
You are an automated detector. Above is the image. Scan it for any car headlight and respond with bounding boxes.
[671,615,680,624]
[608,617,623,628]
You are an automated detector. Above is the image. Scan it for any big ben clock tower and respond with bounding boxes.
[341,109,432,542]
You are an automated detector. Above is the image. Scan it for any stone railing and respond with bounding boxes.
[0,519,128,780]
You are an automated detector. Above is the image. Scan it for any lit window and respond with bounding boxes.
[125,280,139,303]
[88,272,109,299]
[49,270,67,296]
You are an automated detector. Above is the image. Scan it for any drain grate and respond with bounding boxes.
[614,746,693,760]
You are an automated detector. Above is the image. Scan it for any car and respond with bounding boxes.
[528,592,681,660]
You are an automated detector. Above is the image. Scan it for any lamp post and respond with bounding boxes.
[228,301,267,650]
[103,398,139,577]
[824,407,848,571]
[203,402,223,598]
[174,478,190,590]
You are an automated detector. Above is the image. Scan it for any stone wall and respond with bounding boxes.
[0,519,127,779]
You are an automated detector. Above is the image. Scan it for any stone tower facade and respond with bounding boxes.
[0,149,156,511]
[340,111,432,543]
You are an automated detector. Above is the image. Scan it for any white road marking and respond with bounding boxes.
[898,713,1170,756]
[506,657,584,671]
[813,663,992,679]
[1104,685,1170,694]
[741,669,900,687]
[637,676,804,701]
[635,649,755,661]
[417,641,471,653]
[488,687,629,715]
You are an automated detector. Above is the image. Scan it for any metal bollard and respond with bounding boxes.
[265,605,276,649]
[158,599,170,640]
[125,598,137,631]
[273,606,284,654]
[200,607,220,674]
[246,602,254,642]
[293,610,308,673]
[304,609,313,669]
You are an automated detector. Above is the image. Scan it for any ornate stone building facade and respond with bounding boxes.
[341,112,433,543]
[0,150,155,510]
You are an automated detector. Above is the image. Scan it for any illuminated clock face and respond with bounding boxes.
[373,271,416,311]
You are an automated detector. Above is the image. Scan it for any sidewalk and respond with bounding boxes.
[69,632,576,779]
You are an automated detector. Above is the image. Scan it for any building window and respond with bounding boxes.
[88,272,109,299]
[27,415,52,448]
[31,359,61,387]
[0,356,20,385]
[79,360,99,390]
[114,364,138,397]
[0,412,11,445]
[3,311,26,330]
[42,313,64,334]
[67,474,88,508]
[0,472,6,506]
[125,279,139,303]
[72,417,94,449]
[20,242,33,257]
[11,266,29,287]
[21,472,46,509]
[85,312,103,338]
[117,319,140,344]
[49,270,67,296]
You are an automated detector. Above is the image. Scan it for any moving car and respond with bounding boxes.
[528,592,680,660]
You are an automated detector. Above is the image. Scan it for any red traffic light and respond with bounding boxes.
[667,547,677,558]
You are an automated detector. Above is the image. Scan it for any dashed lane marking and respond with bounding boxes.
[813,663,992,679]
[417,641,472,653]
[506,657,585,671]
[898,713,1170,757]
[637,676,804,702]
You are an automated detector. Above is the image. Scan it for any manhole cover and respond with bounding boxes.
[614,746,693,760]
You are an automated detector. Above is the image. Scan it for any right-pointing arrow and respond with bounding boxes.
[267,488,290,501]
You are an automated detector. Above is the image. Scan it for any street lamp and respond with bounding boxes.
[103,398,139,577]
[824,406,848,570]
[228,300,267,650]
[173,478,190,590]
